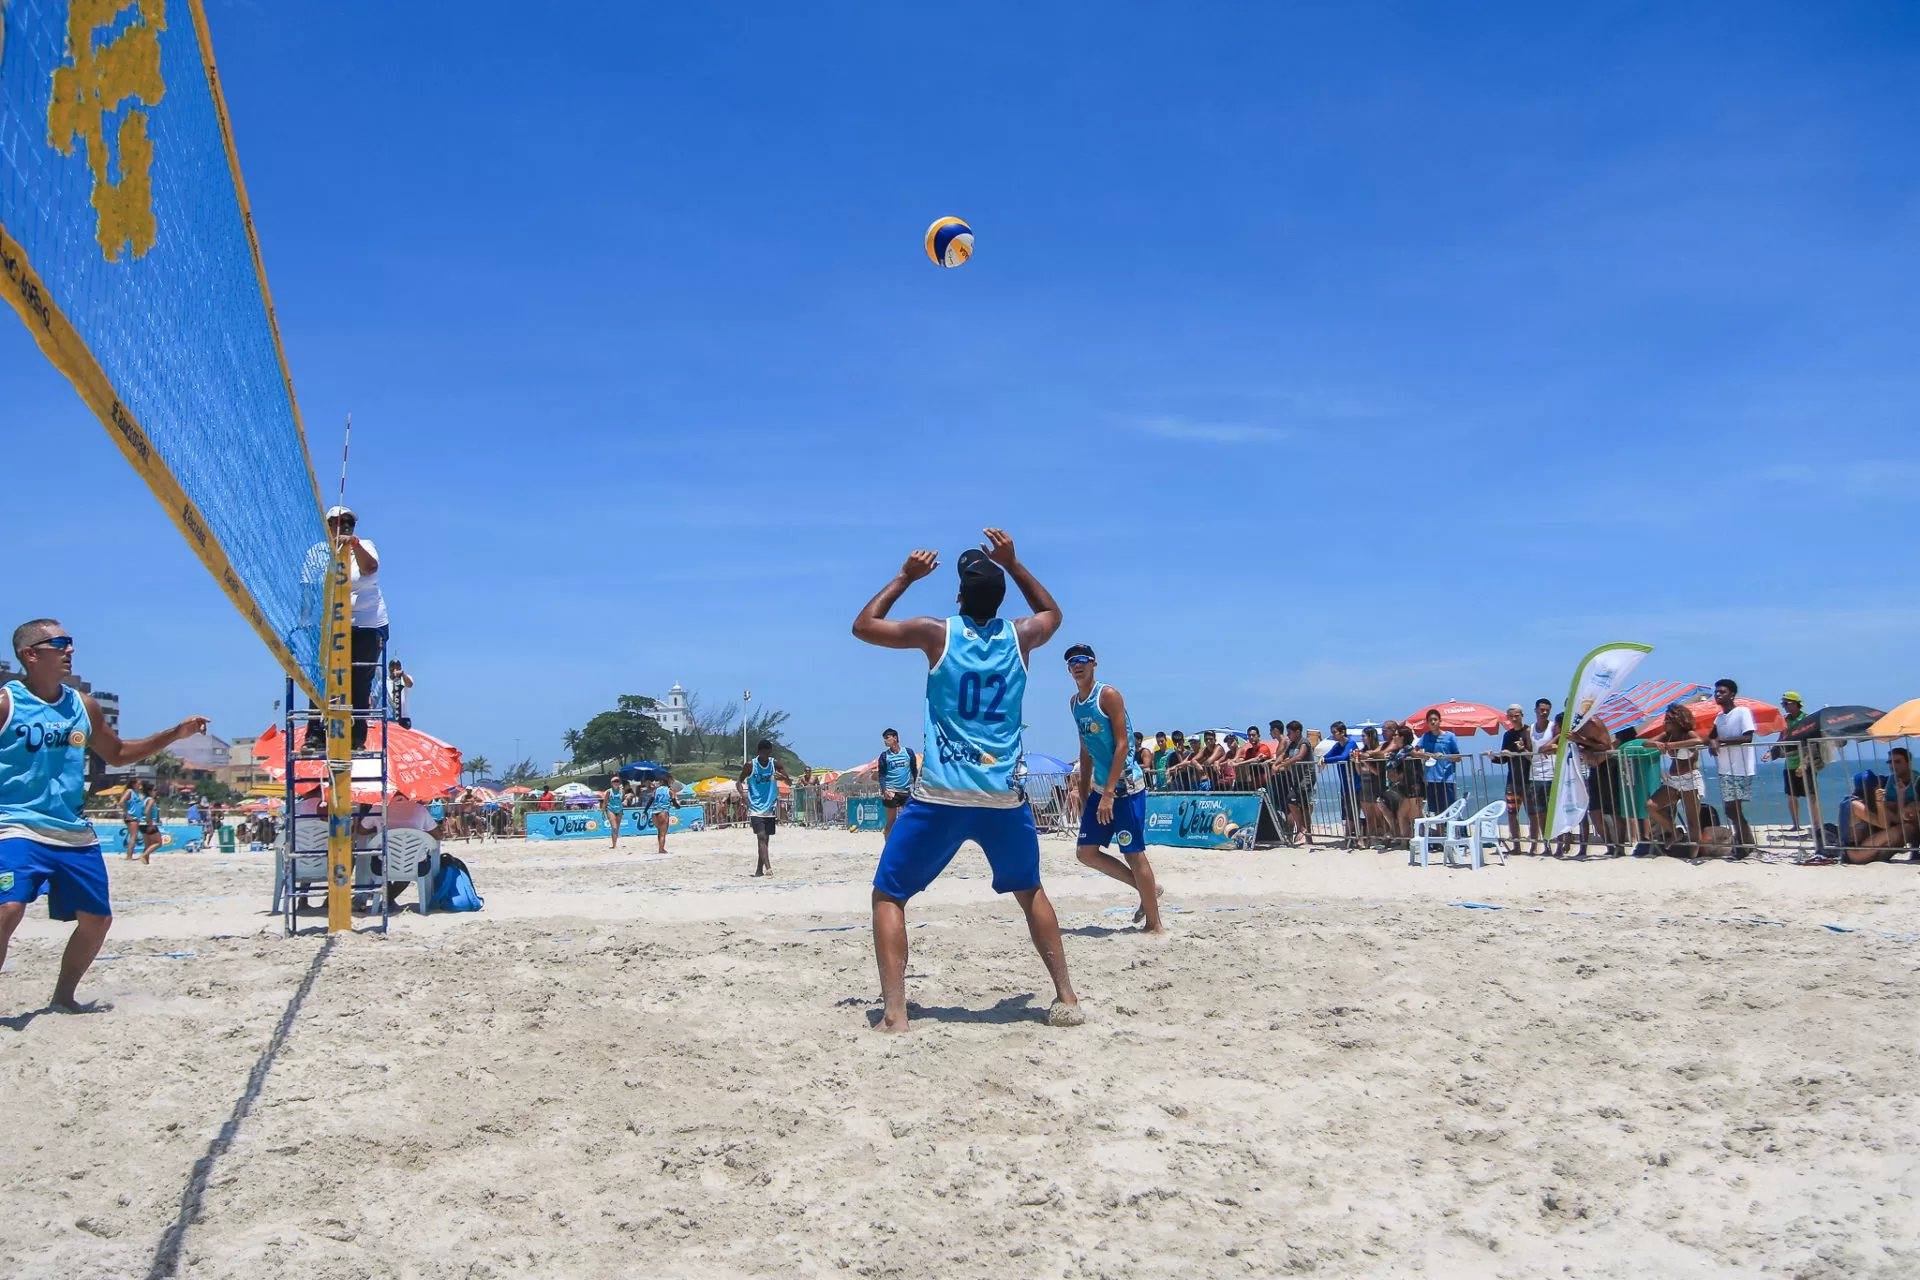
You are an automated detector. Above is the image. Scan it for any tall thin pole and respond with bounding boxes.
[337,412,351,513]
[742,689,751,765]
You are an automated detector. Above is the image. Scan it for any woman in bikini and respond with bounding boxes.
[1646,703,1708,857]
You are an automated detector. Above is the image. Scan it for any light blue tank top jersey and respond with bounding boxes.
[649,784,672,813]
[917,616,1027,809]
[1072,682,1143,796]
[880,748,913,792]
[606,785,624,811]
[747,757,778,813]
[0,680,94,834]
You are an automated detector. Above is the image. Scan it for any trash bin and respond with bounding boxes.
[217,826,236,854]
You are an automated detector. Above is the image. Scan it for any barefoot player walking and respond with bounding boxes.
[1,619,207,1012]
[1066,644,1164,933]
[851,530,1082,1033]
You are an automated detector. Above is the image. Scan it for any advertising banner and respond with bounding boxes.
[1548,642,1654,839]
[99,823,205,855]
[1143,793,1267,849]
[848,797,885,831]
[525,807,706,841]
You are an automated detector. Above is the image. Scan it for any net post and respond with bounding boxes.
[325,540,353,932]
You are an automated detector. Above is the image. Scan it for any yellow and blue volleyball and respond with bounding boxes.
[925,216,974,268]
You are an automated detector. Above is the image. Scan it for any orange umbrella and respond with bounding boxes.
[1405,701,1506,736]
[255,722,463,801]
[1639,696,1785,739]
[1869,699,1920,738]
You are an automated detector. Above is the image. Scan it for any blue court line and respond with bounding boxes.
[119,895,249,906]
[96,952,197,961]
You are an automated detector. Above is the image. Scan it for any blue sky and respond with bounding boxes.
[5,1,1918,770]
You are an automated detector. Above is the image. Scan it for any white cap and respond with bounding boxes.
[325,505,356,521]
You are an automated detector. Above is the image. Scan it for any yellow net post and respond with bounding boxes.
[325,540,353,932]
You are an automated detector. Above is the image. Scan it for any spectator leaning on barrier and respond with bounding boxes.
[1494,704,1533,855]
[1151,732,1172,789]
[1846,747,1919,863]
[1239,725,1274,790]
[324,505,387,750]
[1707,678,1758,857]
[1525,699,1555,852]
[1414,710,1461,814]
[1769,691,1808,831]
[1321,721,1360,842]
[1276,720,1315,845]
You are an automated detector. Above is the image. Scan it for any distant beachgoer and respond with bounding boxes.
[603,778,626,849]
[1067,644,1162,933]
[851,531,1081,1033]
[740,741,792,875]
[1354,726,1389,843]
[1524,699,1555,853]
[875,729,919,836]
[1276,720,1315,845]
[1150,731,1172,790]
[388,660,414,729]
[1321,721,1360,843]
[1382,724,1425,843]
[1415,710,1461,816]
[1494,705,1532,854]
[648,778,675,854]
[118,785,140,858]
[135,781,162,863]
[1707,679,1758,857]
[1,619,207,1012]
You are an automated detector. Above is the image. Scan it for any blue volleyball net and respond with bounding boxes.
[0,0,326,696]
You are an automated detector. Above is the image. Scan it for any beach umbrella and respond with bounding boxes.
[501,785,534,794]
[551,782,596,797]
[691,777,736,795]
[1404,701,1505,735]
[254,721,463,801]
[1869,700,1920,738]
[1780,705,1888,742]
[618,761,671,782]
[1021,752,1074,774]
[1592,681,1708,732]
[1639,696,1785,739]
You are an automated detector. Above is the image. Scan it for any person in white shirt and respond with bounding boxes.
[326,506,387,749]
[388,660,414,729]
[1707,678,1758,857]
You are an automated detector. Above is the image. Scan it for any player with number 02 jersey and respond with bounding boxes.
[851,529,1082,1034]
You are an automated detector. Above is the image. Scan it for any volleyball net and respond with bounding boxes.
[0,0,326,697]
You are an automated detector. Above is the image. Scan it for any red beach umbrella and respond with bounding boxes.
[1404,701,1506,735]
[1637,696,1785,739]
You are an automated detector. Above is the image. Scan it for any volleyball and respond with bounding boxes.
[925,216,974,268]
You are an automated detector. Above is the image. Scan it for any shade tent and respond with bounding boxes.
[1405,702,1505,735]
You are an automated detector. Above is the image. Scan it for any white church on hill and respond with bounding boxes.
[645,683,692,733]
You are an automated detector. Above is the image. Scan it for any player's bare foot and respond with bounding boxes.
[50,998,110,1014]
[1047,998,1085,1027]
[876,1010,910,1033]
[1133,882,1165,925]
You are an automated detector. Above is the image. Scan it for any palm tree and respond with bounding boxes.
[465,754,492,787]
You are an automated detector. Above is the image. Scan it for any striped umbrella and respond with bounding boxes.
[1592,680,1706,732]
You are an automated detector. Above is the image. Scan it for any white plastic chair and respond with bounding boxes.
[380,827,441,914]
[1443,800,1509,869]
[1409,797,1469,866]
[272,818,332,914]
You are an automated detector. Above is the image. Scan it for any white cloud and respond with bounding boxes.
[1129,416,1292,444]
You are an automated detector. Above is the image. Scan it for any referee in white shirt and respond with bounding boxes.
[325,506,388,749]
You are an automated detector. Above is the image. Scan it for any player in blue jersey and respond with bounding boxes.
[1066,644,1165,933]
[852,529,1082,1033]
[873,728,919,835]
[738,739,794,876]
[1,619,208,1012]
[602,778,627,849]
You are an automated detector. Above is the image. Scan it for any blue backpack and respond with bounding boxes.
[429,854,484,913]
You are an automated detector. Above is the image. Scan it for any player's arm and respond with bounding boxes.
[1096,686,1131,822]
[982,529,1062,656]
[85,694,207,768]
[775,761,793,783]
[348,536,378,574]
[1075,739,1095,803]
[851,551,947,662]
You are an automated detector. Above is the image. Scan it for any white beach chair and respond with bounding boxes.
[272,818,332,914]
[1408,797,1469,866]
[1443,800,1508,870]
[380,827,441,914]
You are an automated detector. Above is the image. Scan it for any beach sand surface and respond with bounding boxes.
[1,827,1914,1278]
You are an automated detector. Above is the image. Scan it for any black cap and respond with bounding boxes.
[956,547,1003,587]
[1063,643,1095,663]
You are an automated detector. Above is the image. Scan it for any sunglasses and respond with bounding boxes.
[1066,656,1094,666]
[31,636,74,651]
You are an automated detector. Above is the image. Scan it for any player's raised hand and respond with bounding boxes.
[176,716,210,738]
[981,528,1017,569]
[901,550,939,582]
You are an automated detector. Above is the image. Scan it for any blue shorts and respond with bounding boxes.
[873,800,1041,901]
[0,838,112,920]
[1077,788,1147,854]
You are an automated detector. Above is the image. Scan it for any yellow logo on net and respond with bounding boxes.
[47,0,169,261]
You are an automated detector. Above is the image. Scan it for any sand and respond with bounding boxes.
[0,826,1914,1278]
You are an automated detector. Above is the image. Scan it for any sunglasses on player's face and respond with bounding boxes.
[30,635,74,652]
[1066,656,1093,666]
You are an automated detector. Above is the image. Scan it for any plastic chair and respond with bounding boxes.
[272,818,331,914]
[1408,796,1469,866]
[379,827,441,914]
[1444,800,1509,869]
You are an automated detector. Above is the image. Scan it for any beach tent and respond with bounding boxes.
[1404,702,1505,735]
[1592,682,1708,732]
